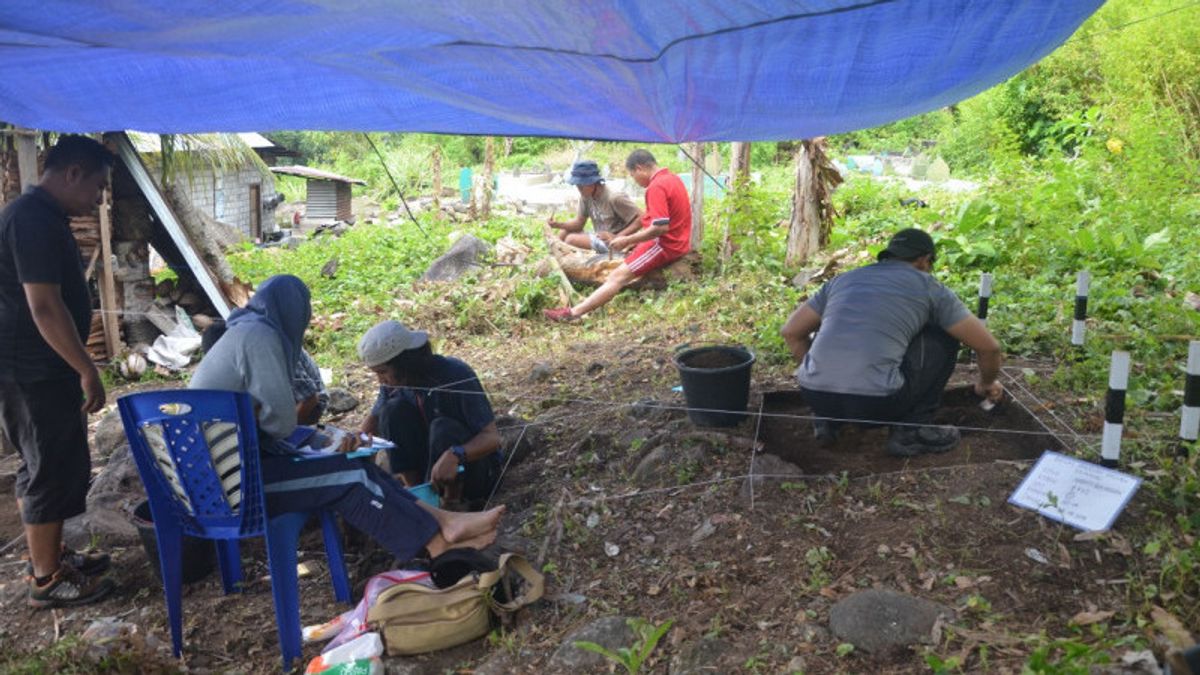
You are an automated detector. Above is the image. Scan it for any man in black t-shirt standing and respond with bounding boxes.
[0,135,115,607]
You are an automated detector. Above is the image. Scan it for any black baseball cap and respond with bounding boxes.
[877,228,936,261]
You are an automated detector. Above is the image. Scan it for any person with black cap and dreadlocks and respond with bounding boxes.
[780,228,1004,457]
[547,160,642,255]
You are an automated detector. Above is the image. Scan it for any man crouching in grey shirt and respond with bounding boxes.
[780,228,1004,457]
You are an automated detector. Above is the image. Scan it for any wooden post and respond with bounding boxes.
[690,142,705,249]
[730,142,751,182]
[481,137,495,220]
[97,188,122,357]
[431,146,443,217]
[15,127,38,190]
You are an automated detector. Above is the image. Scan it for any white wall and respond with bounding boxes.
[176,163,278,237]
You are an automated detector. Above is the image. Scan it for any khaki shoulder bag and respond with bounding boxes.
[367,553,544,656]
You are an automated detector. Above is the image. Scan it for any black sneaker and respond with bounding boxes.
[24,546,110,578]
[28,563,115,609]
[886,425,961,457]
[813,419,838,448]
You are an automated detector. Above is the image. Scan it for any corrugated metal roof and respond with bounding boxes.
[126,131,274,153]
[270,165,366,185]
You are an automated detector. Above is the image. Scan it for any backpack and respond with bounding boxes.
[366,553,544,656]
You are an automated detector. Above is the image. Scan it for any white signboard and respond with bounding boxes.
[1009,451,1141,531]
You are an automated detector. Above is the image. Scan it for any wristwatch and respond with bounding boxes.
[450,445,467,464]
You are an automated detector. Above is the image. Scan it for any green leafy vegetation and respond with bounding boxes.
[574,617,674,675]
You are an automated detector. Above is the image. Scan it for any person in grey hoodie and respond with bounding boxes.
[189,274,503,559]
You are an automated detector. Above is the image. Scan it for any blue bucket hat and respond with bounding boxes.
[567,160,603,186]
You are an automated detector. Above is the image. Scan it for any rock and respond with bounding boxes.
[829,589,953,655]
[422,234,491,282]
[92,409,128,459]
[632,444,707,487]
[80,618,141,660]
[799,622,831,644]
[528,362,554,383]
[1091,650,1162,675]
[740,453,803,499]
[628,399,664,420]
[785,656,808,672]
[496,415,541,466]
[689,517,717,545]
[326,387,360,414]
[474,650,536,675]
[67,446,143,544]
[670,637,732,674]
[384,659,425,675]
[549,616,635,671]
[927,157,951,183]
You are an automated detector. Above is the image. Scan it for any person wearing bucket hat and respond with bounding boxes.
[544,149,692,322]
[780,227,1004,457]
[358,320,503,508]
[547,160,642,255]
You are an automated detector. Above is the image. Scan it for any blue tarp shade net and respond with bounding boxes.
[0,1,1102,142]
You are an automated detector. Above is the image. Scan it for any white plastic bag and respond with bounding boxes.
[302,570,432,650]
[305,633,383,673]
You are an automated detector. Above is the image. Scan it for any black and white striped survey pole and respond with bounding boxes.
[1101,350,1130,468]
[1072,271,1090,347]
[977,273,993,323]
[1181,340,1200,452]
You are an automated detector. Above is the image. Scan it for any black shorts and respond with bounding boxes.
[0,377,90,524]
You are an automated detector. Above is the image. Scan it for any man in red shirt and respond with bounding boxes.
[545,149,691,321]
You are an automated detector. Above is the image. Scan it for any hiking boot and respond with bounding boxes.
[28,563,115,609]
[543,307,577,323]
[813,419,838,448]
[886,424,961,457]
[24,546,111,578]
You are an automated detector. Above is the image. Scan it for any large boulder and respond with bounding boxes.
[829,589,953,655]
[739,453,803,500]
[670,637,734,674]
[66,445,144,545]
[632,444,708,487]
[326,387,360,415]
[92,409,129,460]
[422,234,491,282]
[549,616,635,672]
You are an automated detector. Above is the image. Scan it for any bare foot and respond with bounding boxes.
[424,529,497,558]
[441,505,505,545]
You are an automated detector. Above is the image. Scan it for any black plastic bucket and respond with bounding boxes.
[674,345,756,427]
[133,500,217,585]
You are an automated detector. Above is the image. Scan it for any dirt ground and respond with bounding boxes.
[0,338,1158,673]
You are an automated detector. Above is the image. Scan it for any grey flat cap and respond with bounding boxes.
[358,320,429,367]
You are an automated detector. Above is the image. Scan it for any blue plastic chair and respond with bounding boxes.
[118,389,351,670]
